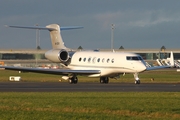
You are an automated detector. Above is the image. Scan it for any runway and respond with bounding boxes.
[0,82,180,92]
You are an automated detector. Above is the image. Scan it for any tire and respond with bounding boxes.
[135,80,140,84]
[104,77,109,84]
[69,79,73,84]
[100,78,104,83]
[74,77,78,84]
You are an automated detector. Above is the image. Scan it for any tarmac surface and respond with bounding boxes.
[0,82,180,92]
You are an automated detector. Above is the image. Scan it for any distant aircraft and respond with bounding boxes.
[156,51,174,66]
[0,24,174,84]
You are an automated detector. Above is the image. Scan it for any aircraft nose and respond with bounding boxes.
[136,62,146,72]
[141,64,147,71]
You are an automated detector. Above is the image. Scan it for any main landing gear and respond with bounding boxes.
[100,77,109,84]
[67,74,140,84]
[134,73,140,84]
[68,76,109,84]
[69,76,78,84]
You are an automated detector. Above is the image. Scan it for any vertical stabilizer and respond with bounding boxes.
[46,24,67,49]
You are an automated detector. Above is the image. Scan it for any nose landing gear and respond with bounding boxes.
[134,73,140,84]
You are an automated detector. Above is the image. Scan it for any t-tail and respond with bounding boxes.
[6,24,83,50]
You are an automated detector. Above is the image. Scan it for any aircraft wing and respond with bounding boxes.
[0,66,100,75]
[146,66,170,71]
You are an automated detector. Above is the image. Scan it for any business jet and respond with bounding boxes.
[0,24,174,84]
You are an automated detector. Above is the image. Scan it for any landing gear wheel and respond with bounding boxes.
[74,77,78,84]
[100,78,104,83]
[69,77,78,84]
[135,80,140,84]
[69,79,73,84]
[100,77,109,84]
[133,73,140,84]
[104,77,109,84]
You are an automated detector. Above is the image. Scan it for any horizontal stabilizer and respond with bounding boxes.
[60,26,83,30]
[5,25,56,31]
[5,25,83,31]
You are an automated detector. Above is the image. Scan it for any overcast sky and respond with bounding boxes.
[1,0,180,50]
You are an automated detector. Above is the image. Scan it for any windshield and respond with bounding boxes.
[126,56,143,61]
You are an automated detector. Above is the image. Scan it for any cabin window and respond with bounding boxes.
[102,58,105,63]
[88,57,91,62]
[107,58,110,63]
[111,59,114,63]
[97,58,100,62]
[83,58,86,62]
[79,58,82,62]
[92,57,96,63]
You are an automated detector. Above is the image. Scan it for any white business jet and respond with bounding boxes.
[0,24,173,84]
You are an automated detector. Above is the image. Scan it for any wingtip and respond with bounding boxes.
[4,25,9,27]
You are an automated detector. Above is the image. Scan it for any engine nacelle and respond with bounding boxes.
[45,49,74,65]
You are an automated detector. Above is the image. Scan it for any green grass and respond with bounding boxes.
[0,92,180,120]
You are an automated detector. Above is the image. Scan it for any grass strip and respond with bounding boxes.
[0,92,180,120]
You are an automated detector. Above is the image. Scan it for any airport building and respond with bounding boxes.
[0,48,180,66]
[0,49,48,67]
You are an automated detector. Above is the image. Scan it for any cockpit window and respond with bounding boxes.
[126,56,143,61]
[138,56,143,60]
[132,57,139,60]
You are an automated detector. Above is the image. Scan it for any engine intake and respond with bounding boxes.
[58,49,69,62]
[45,49,74,65]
